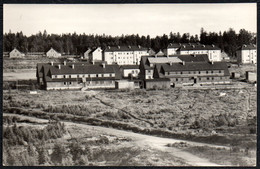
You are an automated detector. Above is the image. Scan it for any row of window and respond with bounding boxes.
[175,76,224,81]
[167,70,222,75]
[53,73,115,79]
[63,80,114,85]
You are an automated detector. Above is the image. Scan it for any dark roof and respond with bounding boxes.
[49,64,119,75]
[38,62,121,82]
[177,44,220,51]
[161,62,229,76]
[46,77,119,82]
[120,65,139,69]
[167,42,200,48]
[177,54,209,62]
[237,44,256,50]
[104,45,148,52]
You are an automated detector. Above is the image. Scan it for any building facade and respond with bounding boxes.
[46,48,62,58]
[236,44,257,64]
[89,47,102,63]
[103,45,149,65]
[154,61,230,86]
[9,48,25,58]
[83,48,92,59]
[176,44,221,62]
[37,62,121,90]
[120,65,140,78]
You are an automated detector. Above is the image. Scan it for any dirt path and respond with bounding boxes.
[4,113,225,166]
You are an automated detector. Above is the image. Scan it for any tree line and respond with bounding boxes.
[3,28,256,57]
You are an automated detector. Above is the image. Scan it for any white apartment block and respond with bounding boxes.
[236,44,257,64]
[176,44,222,62]
[103,45,149,65]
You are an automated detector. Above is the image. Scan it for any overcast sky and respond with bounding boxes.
[4,3,257,37]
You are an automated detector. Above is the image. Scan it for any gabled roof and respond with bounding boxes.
[40,63,121,82]
[49,64,119,75]
[237,44,256,50]
[167,42,200,48]
[177,44,220,51]
[104,45,148,52]
[177,54,209,62]
[144,54,209,65]
[47,47,61,54]
[148,57,182,64]
[10,48,24,54]
[161,61,229,76]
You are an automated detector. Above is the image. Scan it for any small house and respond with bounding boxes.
[46,48,62,58]
[9,48,25,58]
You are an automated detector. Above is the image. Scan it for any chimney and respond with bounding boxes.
[194,54,196,57]
[183,45,186,48]
[93,60,95,65]
[72,64,75,69]
[192,45,195,48]
[51,61,54,66]
[118,46,120,49]
[182,61,185,65]
[58,64,61,69]
[202,45,205,47]
[211,61,214,64]
[128,45,131,49]
[169,61,173,66]
[169,43,172,46]
[138,45,141,49]
[212,44,215,47]
[102,63,106,68]
[108,46,111,49]
[64,61,66,65]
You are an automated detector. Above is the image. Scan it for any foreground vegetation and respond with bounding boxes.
[3,86,256,166]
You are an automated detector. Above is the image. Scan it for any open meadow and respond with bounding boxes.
[3,85,257,166]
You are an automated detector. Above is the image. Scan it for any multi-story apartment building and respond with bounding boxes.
[163,43,199,56]
[103,45,149,65]
[236,44,257,64]
[176,44,221,62]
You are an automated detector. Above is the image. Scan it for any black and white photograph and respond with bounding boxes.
[2,2,257,166]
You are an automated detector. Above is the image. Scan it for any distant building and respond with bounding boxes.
[83,48,92,59]
[9,48,25,58]
[154,61,230,87]
[46,48,62,58]
[103,45,149,65]
[155,50,164,57]
[139,54,230,88]
[89,47,102,63]
[164,43,200,56]
[236,44,257,64]
[148,48,156,56]
[36,61,121,90]
[176,44,221,62]
[139,54,209,80]
[221,51,230,61]
[120,65,140,78]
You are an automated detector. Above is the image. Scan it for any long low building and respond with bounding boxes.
[140,54,230,88]
[37,62,121,90]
